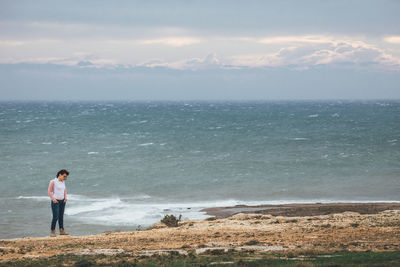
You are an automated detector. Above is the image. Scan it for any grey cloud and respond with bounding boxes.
[1,0,399,36]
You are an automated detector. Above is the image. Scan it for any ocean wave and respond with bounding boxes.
[66,199,240,226]
[65,198,126,216]
[17,196,49,201]
[17,194,87,201]
[125,194,152,200]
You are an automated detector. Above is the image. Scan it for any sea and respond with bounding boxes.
[0,101,399,238]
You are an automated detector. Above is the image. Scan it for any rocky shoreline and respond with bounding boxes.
[202,202,400,218]
[1,202,399,265]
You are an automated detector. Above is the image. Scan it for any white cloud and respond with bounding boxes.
[0,39,60,46]
[1,21,197,41]
[384,36,400,44]
[108,36,203,47]
[119,35,400,71]
[138,53,221,70]
[228,37,400,71]
[257,35,335,45]
[135,37,203,47]
[1,32,399,72]
[0,40,27,46]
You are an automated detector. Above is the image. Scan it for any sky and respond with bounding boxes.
[0,0,399,100]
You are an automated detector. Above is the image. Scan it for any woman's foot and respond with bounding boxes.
[59,229,68,235]
[50,230,56,237]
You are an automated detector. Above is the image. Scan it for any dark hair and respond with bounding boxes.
[57,169,69,177]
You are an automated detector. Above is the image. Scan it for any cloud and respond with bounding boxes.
[108,37,203,47]
[384,36,400,44]
[0,39,60,46]
[138,53,221,70]
[257,35,335,45]
[136,37,203,47]
[0,40,27,46]
[129,36,399,71]
[228,37,400,71]
[1,33,399,72]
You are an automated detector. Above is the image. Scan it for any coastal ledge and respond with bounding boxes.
[202,202,400,218]
[1,202,400,265]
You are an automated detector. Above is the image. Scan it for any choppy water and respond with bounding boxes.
[0,101,399,238]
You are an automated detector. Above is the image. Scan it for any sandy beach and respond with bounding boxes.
[1,202,399,265]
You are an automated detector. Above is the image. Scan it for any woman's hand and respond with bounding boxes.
[52,199,58,203]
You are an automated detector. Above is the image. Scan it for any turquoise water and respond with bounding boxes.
[0,101,399,238]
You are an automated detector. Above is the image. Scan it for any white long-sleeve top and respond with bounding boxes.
[48,178,67,201]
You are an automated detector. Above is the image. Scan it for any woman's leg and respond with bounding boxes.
[58,201,66,230]
[51,201,60,230]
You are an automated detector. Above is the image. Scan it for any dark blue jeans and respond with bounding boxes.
[51,200,66,230]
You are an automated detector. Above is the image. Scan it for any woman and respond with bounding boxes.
[48,169,69,237]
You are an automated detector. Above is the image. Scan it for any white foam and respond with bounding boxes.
[66,198,126,216]
[67,194,91,201]
[68,201,222,226]
[125,194,152,200]
[138,143,154,146]
[308,114,319,118]
[16,194,86,201]
[17,196,49,201]
[88,152,99,155]
[42,142,52,145]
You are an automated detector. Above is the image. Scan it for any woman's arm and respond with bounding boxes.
[48,180,56,202]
